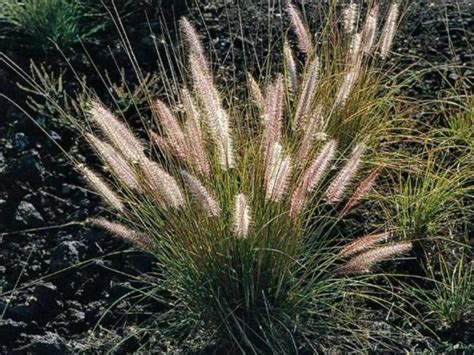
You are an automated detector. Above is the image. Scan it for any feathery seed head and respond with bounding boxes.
[284,41,298,94]
[80,164,125,212]
[343,3,358,34]
[362,5,379,54]
[293,55,320,130]
[139,159,185,208]
[379,2,400,58]
[234,193,251,238]
[287,3,313,54]
[88,102,145,162]
[86,133,140,191]
[324,143,366,203]
[87,218,154,249]
[338,231,392,258]
[340,167,381,216]
[266,143,292,202]
[155,99,188,160]
[181,170,220,217]
[336,242,412,275]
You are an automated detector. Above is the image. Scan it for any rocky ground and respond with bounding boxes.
[0,1,472,353]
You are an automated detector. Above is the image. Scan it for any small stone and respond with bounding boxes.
[14,201,44,228]
[50,240,86,271]
[18,331,67,354]
[0,319,27,341]
[14,132,29,150]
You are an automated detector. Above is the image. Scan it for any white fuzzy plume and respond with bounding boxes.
[290,139,337,216]
[181,170,220,217]
[80,165,124,212]
[287,3,313,54]
[139,159,184,208]
[181,88,210,176]
[379,2,399,58]
[362,5,379,54]
[86,133,140,191]
[234,193,251,238]
[88,102,144,162]
[190,55,234,169]
[87,218,153,249]
[343,3,358,34]
[324,143,366,203]
[265,143,292,202]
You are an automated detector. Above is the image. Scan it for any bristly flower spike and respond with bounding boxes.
[265,143,292,202]
[80,165,125,212]
[234,193,251,238]
[190,55,234,169]
[336,242,412,275]
[180,17,211,78]
[262,74,284,160]
[324,143,366,203]
[287,2,313,54]
[338,231,392,258]
[290,139,337,217]
[292,55,319,130]
[379,2,400,58]
[87,218,154,250]
[284,41,298,94]
[86,133,140,191]
[181,88,210,176]
[343,3,358,34]
[139,159,184,208]
[88,102,145,162]
[362,5,379,54]
[181,170,220,217]
[154,99,188,161]
[247,72,265,113]
[340,167,381,216]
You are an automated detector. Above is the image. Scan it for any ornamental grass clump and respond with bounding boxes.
[3,1,413,351]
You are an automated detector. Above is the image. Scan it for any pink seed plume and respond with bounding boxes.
[297,105,323,161]
[88,102,145,162]
[262,74,284,161]
[290,139,337,217]
[293,55,319,130]
[181,170,220,217]
[154,99,188,161]
[181,88,210,176]
[284,41,298,94]
[87,218,154,250]
[80,165,124,212]
[287,3,313,54]
[343,3,358,34]
[379,2,399,58]
[139,159,184,208]
[180,17,211,78]
[324,143,366,203]
[338,231,392,258]
[362,5,379,54]
[336,242,412,275]
[86,133,140,191]
[340,167,381,216]
[247,73,265,113]
[190,55,234,169]
[234,193,251,238]
[266,143,292,202]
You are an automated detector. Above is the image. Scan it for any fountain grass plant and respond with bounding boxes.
[1,1,431,352]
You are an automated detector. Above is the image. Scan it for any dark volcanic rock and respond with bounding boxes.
[17,331,68,354]
[50,240,86,272]
[0,319,27,341]
[13,200,44,228]
[5,149,46,186]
